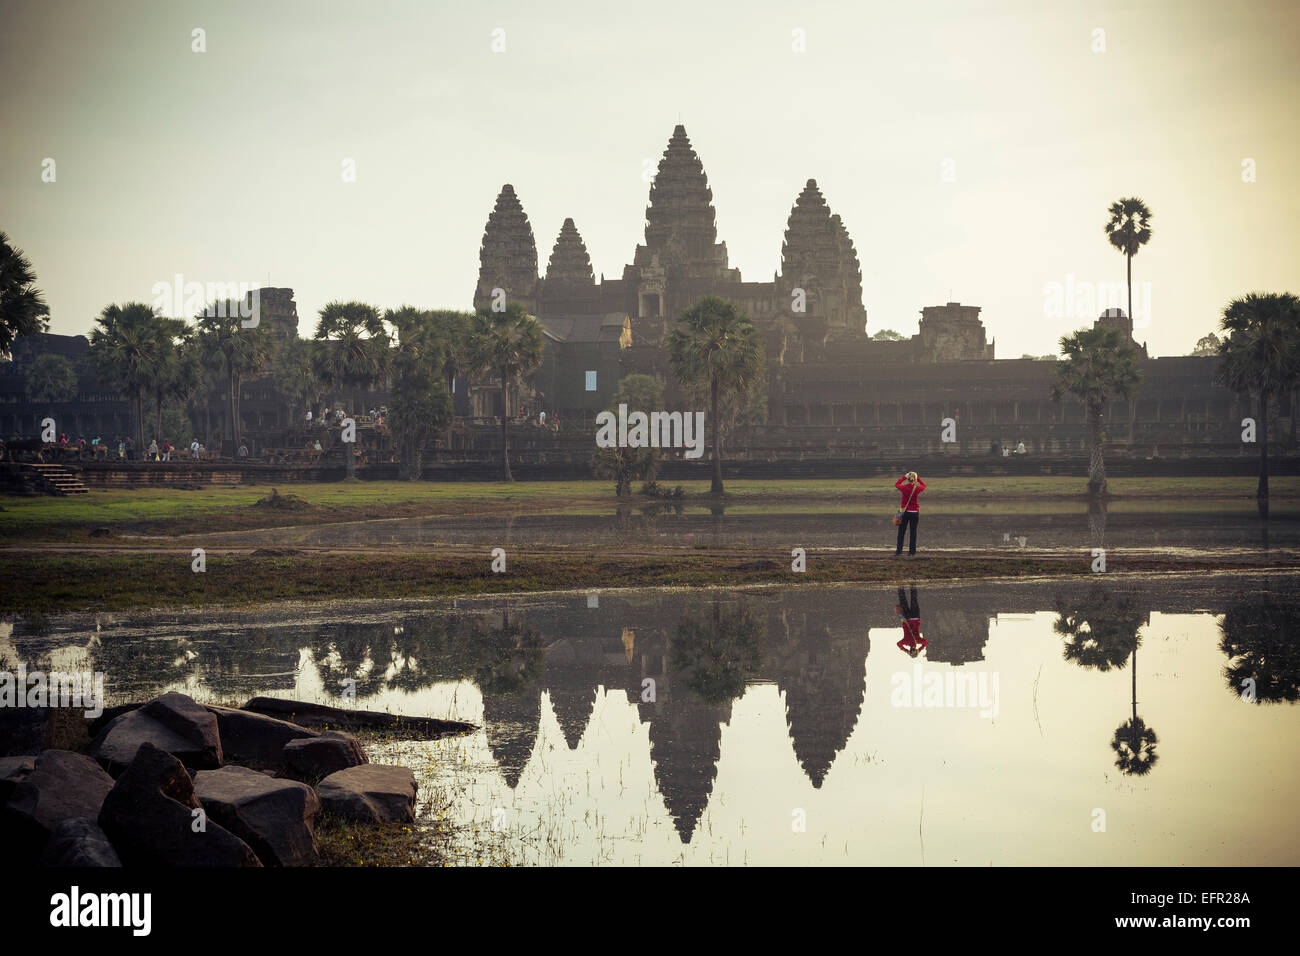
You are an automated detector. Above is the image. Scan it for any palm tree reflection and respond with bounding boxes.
[1055,586,1159,775]
[1219,591,1300,703]
[670,596,763,705]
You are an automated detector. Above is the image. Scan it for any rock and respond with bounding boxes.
[98,742,260,867]
[283,730,367,781]
[86,702,142,738]
[2,750,115,858]
[244,696,476,739]
[90,692,222,774]
[0,755,35,804]
[0,705,55,756]
[316,764,418,824]
[203,704,317,771]
[41,818,122,867]
[193,765,319,867]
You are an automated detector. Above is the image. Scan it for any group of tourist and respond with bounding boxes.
[306,405,387,428]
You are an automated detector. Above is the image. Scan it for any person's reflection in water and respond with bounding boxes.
[895,585,927,657]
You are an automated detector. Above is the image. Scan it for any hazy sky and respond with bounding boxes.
[3,0,1297,357]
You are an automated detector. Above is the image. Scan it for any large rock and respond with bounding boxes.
[41,818,122,867]
[203,704,317,771]
[90,692,222,775]
[283,730,367,781]
[316,764,418,824]
[98,742,260,867]
[2,750,115,857]
[193,766,319,867]
[86,702,142,738]
[244,696,476,738]
[0,755,35,804]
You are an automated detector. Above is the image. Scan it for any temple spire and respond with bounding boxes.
[474,183,539,312]
[633,125,731,277]
[545,218,595,284]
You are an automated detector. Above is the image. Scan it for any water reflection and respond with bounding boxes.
[5,574,1300,864]
[169,502,1300,554]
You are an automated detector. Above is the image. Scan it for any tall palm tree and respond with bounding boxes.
[196,302,275,453]
[272,336,322,426]
[1053,586,1145,672]
[429,309,475,402]
[0,231,49,355]
[1111,645,1159,776]
[467,302,545,482]
[1104,197,1153,323]
[1219,593,1300,703]
[1215,292,1300,500]
[1051,325,1142,495]
[146,318,190,444]
[670,596,764,705]
[387,306,454,479]
[87,303,165,453]
[314,301,390,478]
[666,296,764,494]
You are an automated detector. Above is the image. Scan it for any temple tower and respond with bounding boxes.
[544,218,595,285]
[778,180,867,353]
[626,125,739,339]
[473,184,540,314]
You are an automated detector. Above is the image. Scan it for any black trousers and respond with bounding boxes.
[896,511,919,554]
[898,585,919,617]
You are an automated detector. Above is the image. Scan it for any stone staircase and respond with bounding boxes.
[23,463,90,496]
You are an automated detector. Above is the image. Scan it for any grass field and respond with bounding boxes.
[0,475,1292,542]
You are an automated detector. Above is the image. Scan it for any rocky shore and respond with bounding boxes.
[0,692,476,867]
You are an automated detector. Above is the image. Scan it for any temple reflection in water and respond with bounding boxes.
[9,576,1297,850]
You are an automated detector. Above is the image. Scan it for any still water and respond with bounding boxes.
[5,573,1298,865]
[161,503,1299,554]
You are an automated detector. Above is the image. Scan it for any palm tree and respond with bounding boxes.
[1111,644,1159,776]
[0,231,49,355]
[670,596,765,704]
[1215,292,1300,500]
[429,310,475,402]
[1051,325,1142,495]
[467,302,545,482]
[196,302,275,454]
[1104,197,1153,323]
[387,306,454,479]
[1053,586,1145,672]
[87,303,164,453]
[1219,593,1300,703]
[313,301,391,478]
[145,318,190,444]
[272,336,322,427]
[666,296,764,494]
[25,354,79,417]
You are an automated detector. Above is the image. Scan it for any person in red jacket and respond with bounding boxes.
[895,585,927,657]
[894,471,925,556]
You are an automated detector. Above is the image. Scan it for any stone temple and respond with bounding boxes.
[474,125,879,398]
[1,124,1291,471]
[465,123,1284,464]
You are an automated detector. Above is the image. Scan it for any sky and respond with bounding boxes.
[3,0,1298,357]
